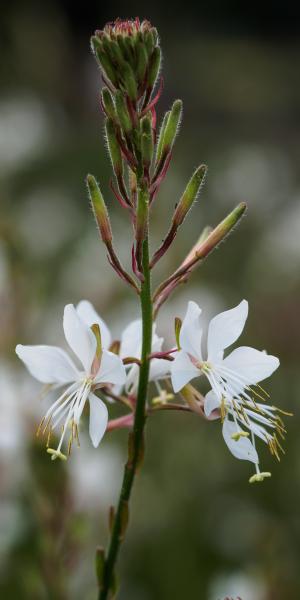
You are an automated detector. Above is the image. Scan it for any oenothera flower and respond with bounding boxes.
[171,300,284,482]
[16,304,126,460]
[74,300,171,399]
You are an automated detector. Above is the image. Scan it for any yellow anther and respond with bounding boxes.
[231,431,250,441]
[249,471,271,484]
[47,448,67,461]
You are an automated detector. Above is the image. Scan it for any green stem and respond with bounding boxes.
[99,236,152,600]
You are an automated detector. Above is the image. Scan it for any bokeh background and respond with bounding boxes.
[1,1,300,598]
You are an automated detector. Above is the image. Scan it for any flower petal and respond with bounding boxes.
[179,301,202,359]
[94,350,126,385]
[207,300,248,361]
[15,344,78,384]
[63,304,96,373]
[150,358,171,382]
[222,418,259,463]
[76,300,111,350]
[204,390,221,419]
[171,350,200,393]
[223,346,279,386]
[88,392,108,447]
[120,319,142,359]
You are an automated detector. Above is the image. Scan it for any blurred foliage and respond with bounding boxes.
[1,1,300,599]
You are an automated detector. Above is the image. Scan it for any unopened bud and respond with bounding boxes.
[87,174,112,243]
[196,202,247,259]
[101,88,116,120]
[161,99,182,157]
[105,119,123,177]
[137,42,148,84]
[147,46,161,89]
[173,165,207,226]
[94,46,119,88]
[122,62,138,101]
[155,111,170,163]
[141,115,154,168]
[115,91,132,135]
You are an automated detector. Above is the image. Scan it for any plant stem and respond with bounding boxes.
[99,235,152,600]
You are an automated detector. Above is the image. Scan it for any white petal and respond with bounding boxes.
[63,304,96,373]
[207,300,248,361]
[88,392,108,447]
[223,346,279,385]
[120,319,142,359]
[179,301,202,359]
[125,364,139,395]
[150,358,171,382]
[15,344,78,384]
[76,300,111,350]
[94,350,126,385]
[171,350,200,393]
[222,418,259,463]
[204,390,220,419]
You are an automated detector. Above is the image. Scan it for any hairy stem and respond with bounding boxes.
[99,236,152,600]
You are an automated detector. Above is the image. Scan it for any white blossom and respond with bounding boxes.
[16,303,126,460]
[171,300,283,481]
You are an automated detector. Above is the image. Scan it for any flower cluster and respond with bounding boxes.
[16,298,287,482]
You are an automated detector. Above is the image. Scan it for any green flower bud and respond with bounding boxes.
[122,62,138,101]
[101,88,116,120]
[87,174,112,243]
[147,46,161,89]
[162,99,182,154]
[155,111,170,163]
[136,42,148,85]
[95,47,119,88]
[105,119,123,177]
[115,91,132,135]
[173,165,207,226]
[140,115,153,167]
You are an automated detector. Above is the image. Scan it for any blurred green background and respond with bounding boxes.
[1,1,300,598]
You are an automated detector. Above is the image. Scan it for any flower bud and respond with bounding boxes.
[87,174,112,243]
[101,88,116,120]
[162,99,182,155]
[173,165,207,226]
[105,119,123,177]
[155,111,170,163]
[115,91,132,135]
[92,19,161,100]
[141,115,154,168]
[121,62,138,102]
[147,46,161,90]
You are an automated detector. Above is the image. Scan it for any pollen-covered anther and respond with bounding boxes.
[47,448,68,461]
[152,390,174,405]
[249,472,271,484]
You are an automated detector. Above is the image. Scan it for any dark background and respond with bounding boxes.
[1,1,300,599]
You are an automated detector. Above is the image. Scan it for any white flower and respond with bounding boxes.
[171,300,283,481]
[76,300,171,399]
[16,303,126,460]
